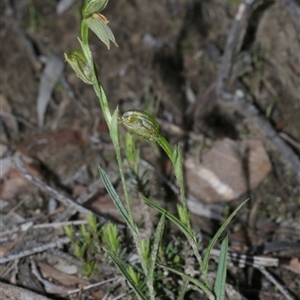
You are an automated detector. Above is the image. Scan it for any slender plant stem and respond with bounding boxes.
[158,137,190,230]
[80,20,92,62]
[111,127,134,229]
[93,82,112,126]
[175,151,190,227]
[79,19,145,280]
[157,136,173,161]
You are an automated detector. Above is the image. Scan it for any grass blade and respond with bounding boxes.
[203,198,248,273]
[142,197,204,268]
[158,264,214,300]
[98,166,137,235]
[177,279,189,300]
[214,235,228,300]
[104,249,147,300]
[142,197,192,240]
[146,213,166,299]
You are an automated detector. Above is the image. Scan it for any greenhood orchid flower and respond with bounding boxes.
[82,0,118,49]
[64,50,94,84]
[120,110,161,142]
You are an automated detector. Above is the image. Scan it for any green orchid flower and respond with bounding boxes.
[64,50,94,84]
[82,0,118,49]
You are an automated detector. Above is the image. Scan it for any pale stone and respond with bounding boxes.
[185,138,272,203]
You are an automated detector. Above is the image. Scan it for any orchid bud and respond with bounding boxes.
[120,110,160,142]
[82,0,108,19]
[64,50,94,85]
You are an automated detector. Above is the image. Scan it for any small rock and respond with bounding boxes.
[185,138,272,203]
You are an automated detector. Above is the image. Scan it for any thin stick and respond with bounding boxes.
[0,220,87,235]
[0,237,71,264]
[256,266,295,300]
[67,277,120,295]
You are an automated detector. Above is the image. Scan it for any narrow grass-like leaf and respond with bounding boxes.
[203,198,249,273]
[98,166,137,235]
[146,213,166,300]
[158,264,214,300]
[104,249,147,300]
[214,235,228,300]
[178,279,190,300]
[142,197,192,240]
[142,196,204,268]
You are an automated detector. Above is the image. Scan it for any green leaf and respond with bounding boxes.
[172,145,182,180]
[178,279,190,300]
[146,213,166,300]
[214,235,228,300]
[102,222,120,256]
[142,199,204,271]
[158,264,214,300]
[127,265,141,285]
[142,197,192,241]
[98,166,138,235]
[203,198,249,273]
[104,249,148,300]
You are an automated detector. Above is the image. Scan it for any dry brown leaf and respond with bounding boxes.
[17,129,85,158]
[0,156,43,200]
[0,236,22,257]
[282,257,300,275]
[38,262,88,287]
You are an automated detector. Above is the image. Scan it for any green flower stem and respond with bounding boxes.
[80,20,92,62]
[158,135,207,280]
[110,110,134,228]
[80,20,112,127]
[157,136,173,161]
[79,20,137,252]
[80,19,132,228]
[114,143,134,228]
[174,152,191,229]
[158,136,190,229]
[93,81,112,127]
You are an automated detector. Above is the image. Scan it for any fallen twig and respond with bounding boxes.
[67,277,120,295]
[0,220,88,237]
[0,237,70,264]
[256,265,295,300]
